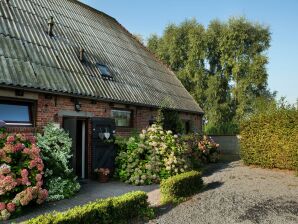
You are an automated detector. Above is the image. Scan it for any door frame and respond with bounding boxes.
[62,116,89,179]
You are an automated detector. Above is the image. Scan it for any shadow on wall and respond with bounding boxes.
[210,135,241,162]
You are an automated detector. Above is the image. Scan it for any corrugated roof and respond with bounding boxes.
[0,0,203,114]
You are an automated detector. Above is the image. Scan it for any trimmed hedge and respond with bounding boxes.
[240,108,298,170]
[25,191,154,224]
[160,171,204,204]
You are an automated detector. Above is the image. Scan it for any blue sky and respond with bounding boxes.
[81,0,298,104]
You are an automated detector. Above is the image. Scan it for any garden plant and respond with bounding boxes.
[160,170,204,204]
[0,127,48,221]
[182,134,220,168]
[115,124,190,185]
[241,104,298,170]
[25,191,154,224]
[37,123,80,201]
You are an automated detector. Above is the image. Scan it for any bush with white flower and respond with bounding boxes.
[37,123,80,202]
[0,127,48,221]
[115,124,190,185]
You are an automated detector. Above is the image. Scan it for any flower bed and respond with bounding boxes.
[0,128,48,220]
[115,124,190,185]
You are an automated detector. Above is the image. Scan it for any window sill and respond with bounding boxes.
[4,123,33,127]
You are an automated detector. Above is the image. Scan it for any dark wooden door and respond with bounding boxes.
[63,117,77,173]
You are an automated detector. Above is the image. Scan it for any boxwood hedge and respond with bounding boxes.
[25,191,154,224]
[240,108,298,170]
[160,171,204,204]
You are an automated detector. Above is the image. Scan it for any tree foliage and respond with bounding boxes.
[147,17,273,134]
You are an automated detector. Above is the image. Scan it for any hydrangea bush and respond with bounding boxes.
[37,124,80,201]
[183,134,220,165]
[115,124,190,185]
[0,128,48,221]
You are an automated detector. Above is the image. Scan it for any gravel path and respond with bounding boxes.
[150,161,298,224]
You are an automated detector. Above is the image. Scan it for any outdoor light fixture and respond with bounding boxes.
[74,99,81,111]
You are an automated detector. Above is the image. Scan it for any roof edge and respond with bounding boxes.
[0,85,204,115]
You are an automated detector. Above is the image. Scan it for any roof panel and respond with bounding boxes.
[0,0,203,113]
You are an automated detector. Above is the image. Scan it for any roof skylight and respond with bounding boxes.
[96,63,112,79]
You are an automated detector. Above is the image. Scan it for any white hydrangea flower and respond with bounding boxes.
[166,130,172,135]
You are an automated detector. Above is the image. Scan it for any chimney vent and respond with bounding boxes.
[48,16,55,36]
[79,48,85,62]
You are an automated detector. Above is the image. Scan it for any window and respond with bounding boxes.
[96,63,112,78]
[0,101,33,126]
[111,109,132,127]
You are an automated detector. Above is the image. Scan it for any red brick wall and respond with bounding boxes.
[5,93,202,177]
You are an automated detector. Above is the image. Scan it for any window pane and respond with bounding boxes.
[0,103,30,122]
[96,63,112,77]
[111,110,131,127]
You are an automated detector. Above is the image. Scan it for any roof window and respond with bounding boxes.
[96,63,112,79]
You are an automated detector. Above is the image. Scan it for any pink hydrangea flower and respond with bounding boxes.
[37,164,44,172]
[0,164,11,175]
[0,175,18,194]
[21,169,28,178]
[23,147,30,154]
[36,181,43,187]
[0,131,47,219]
[36,189,48,204]
[14,143,25,152]
[28,136,36,144]
[35,174,42,181]
[6,203,16,213]
[2,144,14,153]
[29,160,37,169]
[6,135,15,144]
[0,202,5,211]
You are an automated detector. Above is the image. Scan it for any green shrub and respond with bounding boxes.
[240,107,298,170]
[160,171,204,204]
[204,121,239,135]
[25,191,154,224]
[37,123,80,201]
[182,134,220,169]
[115,124,190,185]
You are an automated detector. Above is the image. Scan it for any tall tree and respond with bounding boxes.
[147,17,272,133]
[148,19,207,107]
[219,17,271,120]
[204,20,233,131]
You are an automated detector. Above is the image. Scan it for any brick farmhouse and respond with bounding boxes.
[0,0,203,178]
